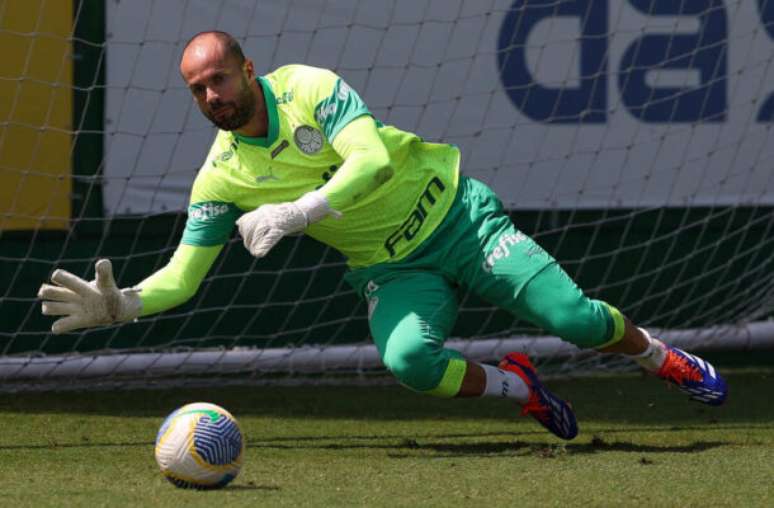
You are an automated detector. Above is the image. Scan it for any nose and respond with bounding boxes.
[205,87,220,105]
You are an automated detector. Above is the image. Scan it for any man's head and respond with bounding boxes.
[180,31,258,131]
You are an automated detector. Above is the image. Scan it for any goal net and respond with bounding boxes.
[2,0,774,389]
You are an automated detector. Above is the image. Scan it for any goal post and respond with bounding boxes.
[2,0,774,388]
[4,321,774,383]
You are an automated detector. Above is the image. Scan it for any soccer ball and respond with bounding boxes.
[154,402,245,489]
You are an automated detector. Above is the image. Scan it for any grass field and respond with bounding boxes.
[1,369,772,507]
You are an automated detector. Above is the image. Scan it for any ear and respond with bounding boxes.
[243,58,256,81]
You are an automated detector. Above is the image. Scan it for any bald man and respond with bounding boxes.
[39,31,727,440]
[180,32,263,133]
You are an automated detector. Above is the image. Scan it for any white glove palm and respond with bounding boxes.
[236,191,340,258]
[38,259,142,334]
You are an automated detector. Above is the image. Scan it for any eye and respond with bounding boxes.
[191,84,205,96]
[211,74,224,85]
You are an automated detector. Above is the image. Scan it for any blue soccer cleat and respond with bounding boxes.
[656,345,727,406]
[499,352,578,440]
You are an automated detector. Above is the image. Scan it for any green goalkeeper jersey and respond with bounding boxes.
[183,64,460,268]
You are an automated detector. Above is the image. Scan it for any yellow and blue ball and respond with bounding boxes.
[154,402,244,489]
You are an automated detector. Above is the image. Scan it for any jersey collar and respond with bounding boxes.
[234,76,279,147]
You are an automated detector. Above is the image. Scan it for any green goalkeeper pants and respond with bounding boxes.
[344,177,625,397]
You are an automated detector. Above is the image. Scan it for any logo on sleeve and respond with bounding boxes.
[481,232,528,272]
[188,202,232,221]
[294,125,323,154]
[337,80,352,101]
[315,103,337,125]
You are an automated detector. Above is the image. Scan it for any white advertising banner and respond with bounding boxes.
[104,0,774,214]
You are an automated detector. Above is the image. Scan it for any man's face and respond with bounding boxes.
[180,44,256,131]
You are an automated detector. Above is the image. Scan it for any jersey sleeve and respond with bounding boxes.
[137,133,243,314]
[181,199,241,246]
[137,243,222,316]
[321,115,392,210]
[181,139,243,247]
[296,66,371,143]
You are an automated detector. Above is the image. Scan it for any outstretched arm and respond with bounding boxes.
[135,243,222,315]
[39,243,222,334]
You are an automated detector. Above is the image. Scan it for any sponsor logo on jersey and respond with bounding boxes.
[188,202,232,221]
[255,166,279,183]
[294,125,323,154]
[384,177,446,257]
[276,91,294,105]
[337,80,352,101]
[481,232,528,273]
[315,103,337,125]
[315,80,352,126]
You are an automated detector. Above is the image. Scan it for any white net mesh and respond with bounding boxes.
[2,0,774,388]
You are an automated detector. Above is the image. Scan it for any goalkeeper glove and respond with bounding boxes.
[38,259,142,334]
[236,190,340,258]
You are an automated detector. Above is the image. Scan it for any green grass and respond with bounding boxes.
[1,370,773,507]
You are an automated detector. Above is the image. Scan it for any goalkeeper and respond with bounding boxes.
[38,31,727,440]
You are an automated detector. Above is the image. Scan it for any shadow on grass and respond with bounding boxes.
[0,440,153,450]
[225,484,281,491]
[0,371,771,425]
[384,438,728,459]
[0,430,734,458]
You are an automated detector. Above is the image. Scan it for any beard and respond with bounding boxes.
[204,75,257,131]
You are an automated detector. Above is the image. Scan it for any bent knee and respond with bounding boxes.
[382,342,444,392]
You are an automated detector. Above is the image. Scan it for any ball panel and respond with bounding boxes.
[154,413,194,470]
[193,414,243,466]
[155,407,181,444]
[154,402,243,490]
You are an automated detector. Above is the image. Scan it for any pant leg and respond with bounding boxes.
[364,272,467,396]
[512,262,624,349]
[455,180,624,349]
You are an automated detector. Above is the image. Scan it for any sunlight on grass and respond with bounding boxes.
[0,370,772,507]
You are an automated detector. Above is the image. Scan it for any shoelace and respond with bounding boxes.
[520,393,550,423]
[660,351,703,385]
[502,356,554,424]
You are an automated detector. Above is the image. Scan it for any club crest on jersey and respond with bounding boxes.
[294,125,323,155]
[217,141,238,162]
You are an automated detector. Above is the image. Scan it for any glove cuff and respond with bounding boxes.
[294,191,342,225]
[118,288,143,322]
